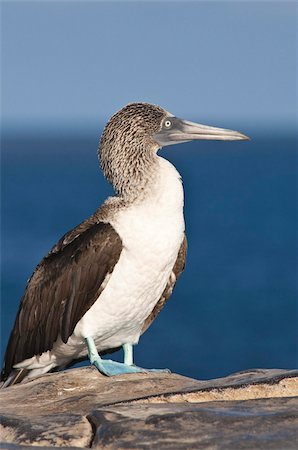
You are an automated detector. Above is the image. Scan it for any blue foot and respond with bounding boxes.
[85,337,171,377]
[147,368,171,373]
[93,358,170,376]
[93,358,146,376]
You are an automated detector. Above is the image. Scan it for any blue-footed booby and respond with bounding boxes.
[1,103,249,386]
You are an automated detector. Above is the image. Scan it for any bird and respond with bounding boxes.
[1,103,249,387]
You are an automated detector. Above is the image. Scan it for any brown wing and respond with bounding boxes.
[1,220,122,381]
[141,234,187,334]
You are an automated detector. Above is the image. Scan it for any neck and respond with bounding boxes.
[96,156,184,225]
[100,143,158,203]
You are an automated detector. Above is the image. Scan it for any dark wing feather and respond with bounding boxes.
[141,234,187,334]
[1,220,122,381]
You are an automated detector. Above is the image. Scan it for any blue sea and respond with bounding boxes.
[1,129,297,380]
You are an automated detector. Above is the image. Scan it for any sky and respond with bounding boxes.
[1,1,297,133]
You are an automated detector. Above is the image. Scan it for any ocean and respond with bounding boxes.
[1,130,297,380]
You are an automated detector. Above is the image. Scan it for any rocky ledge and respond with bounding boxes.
[0,367,297,449]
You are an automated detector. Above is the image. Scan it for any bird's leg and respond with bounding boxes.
[123,343,133,365]
[122,343,171,374]
[85,337,170,376]
[85,337,145,376]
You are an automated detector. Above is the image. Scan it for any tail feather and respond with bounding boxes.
[1,369,29,388]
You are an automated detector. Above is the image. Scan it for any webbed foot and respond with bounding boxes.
[85,337,171,377]
[93,358,146,376]
[93,358,170,376]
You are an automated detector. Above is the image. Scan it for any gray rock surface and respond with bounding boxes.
[91,397,298,449]
[0,367,297,449]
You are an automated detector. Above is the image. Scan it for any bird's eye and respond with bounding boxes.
[164,120,172,129]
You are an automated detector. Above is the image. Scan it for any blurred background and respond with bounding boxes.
[1,1,297,380]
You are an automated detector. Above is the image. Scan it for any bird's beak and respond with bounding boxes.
[154,117,250,147]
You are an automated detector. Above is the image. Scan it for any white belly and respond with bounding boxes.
[15,157,184,374]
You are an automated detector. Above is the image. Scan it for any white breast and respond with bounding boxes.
[75,156,185,350]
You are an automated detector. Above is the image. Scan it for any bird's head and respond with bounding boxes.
[98,102,249,197]
[99,103,166,157]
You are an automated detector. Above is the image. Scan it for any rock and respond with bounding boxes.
[0,413,90,448]
[90,397,298,449]
[0,367,297,448]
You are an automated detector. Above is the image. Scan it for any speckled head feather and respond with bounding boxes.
[98,103,167,199]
